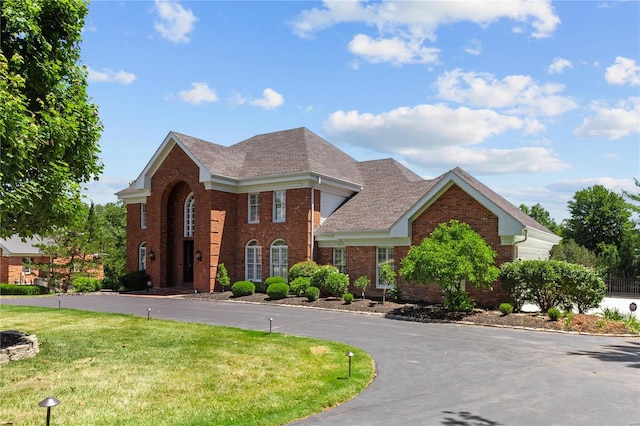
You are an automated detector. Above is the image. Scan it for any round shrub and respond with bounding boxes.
[499,303,513,316]
[288,261,319,282]
[231,281,255,297]
[310,265,339,295]
[343,293,354,304]
[265,276,286,286]
[547,307,561,321]
[324,272,349,298]
[290,276,311,296]
[254,281,266,294]
[305,286,320,302]
[73,277,102,293]
[266,282,290,300]
[120,270,150,292]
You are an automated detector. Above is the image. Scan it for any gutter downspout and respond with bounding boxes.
[513,228,528,260]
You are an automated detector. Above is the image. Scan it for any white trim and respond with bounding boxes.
[138,242,147,271]
[184,193,195,237]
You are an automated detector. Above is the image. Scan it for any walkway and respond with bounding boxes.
[2,295,639,425]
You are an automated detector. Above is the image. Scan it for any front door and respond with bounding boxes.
[183,240,194,283]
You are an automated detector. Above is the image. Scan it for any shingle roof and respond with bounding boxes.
[0,235,52,256]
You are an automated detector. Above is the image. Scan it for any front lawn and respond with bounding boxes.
[0,305,374,425]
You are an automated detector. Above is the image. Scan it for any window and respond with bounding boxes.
[270,240,288,280]
[245,241,262,282]
[139,242,147,271]
[333,248,346,273]
[248,193,260,223]
[22,258,34,274]
[376,247,394,289]
[141,203,147,229]
[184,193,195,237]
[273,190,286,222]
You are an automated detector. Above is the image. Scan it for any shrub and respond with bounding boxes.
[0,283,50,295]
[73,277,102,293]
[231,281,255,297]
[254,281,267,293]
[310,265,339,295]
[265,276,286,286]
[216,263,230,291]
[343,293,354,304]
[499,303,513,316]
[444,289,475,312]
[353,276,370,299]
[561,263,606,313]
[120,270,150,292]
[324,272,349,298]
[547,307,561,321]
[389,282,402,302]
[288,261,319,282]
[499,260,564,313]
[305,286,320,302]
[289,277,311,296]
[266,282,290,300]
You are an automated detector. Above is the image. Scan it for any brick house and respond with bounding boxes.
[0,236,51,285]
[117,127,560,306]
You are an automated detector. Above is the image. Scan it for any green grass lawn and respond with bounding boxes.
[0,305,374,425]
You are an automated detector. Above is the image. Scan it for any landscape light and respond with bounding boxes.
[38,396,60,426]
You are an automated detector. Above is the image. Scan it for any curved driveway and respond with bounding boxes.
[3,294,639,425]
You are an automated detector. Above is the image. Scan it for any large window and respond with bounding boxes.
[245,241,262,282]
[141,203,147,229]
[270,239,288,280]
[139,242,147,271]
[248,193,260,223]
[184,193,195,237]
[333,248,346,273]
[376,247,394,289]
[273,190,286,222]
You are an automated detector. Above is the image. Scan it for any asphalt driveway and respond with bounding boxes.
[3,294,639,425]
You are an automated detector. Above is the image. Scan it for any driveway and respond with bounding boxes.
[3,294,639,425]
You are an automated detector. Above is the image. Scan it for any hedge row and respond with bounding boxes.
[0,284,50,296]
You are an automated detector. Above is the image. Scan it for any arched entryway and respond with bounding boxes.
[165,182,195,289]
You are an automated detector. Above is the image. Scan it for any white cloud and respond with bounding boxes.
[248,88,284,110]
[154,0,198,43]
[178,82,218,104]
[87,67,136,84]
[348,34,440,65]
[548,57,572,74]
[434,69,577,117]
[573,97,640,140]
[464,39,482,56]
[605,57,640,86]
[548,177,637,195]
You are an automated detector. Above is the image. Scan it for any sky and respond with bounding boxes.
[80,0,640,223]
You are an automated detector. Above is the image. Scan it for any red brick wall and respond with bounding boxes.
[0,253,51,284]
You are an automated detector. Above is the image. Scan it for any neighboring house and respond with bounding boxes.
[0,236,51,284]
[117,127,561,306]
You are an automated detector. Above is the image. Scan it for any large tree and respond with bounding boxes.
[563,185,632,253]
[519,203,559,234]
[399,220,499,311]
[1,0,103,238]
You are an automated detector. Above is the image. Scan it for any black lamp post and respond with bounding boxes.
[38,396,60,426]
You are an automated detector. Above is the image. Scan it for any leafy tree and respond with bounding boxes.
[353,276,370,299]
[400,220,499,311]
[564,185,632,253]
[1,0,103,238]
[519,203,559,234]
[622,178,640,215]
[92,202,126,289]
[550,239,597,269]
[379,263,396,304]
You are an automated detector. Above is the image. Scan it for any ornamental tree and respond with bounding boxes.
[399,220,499,311]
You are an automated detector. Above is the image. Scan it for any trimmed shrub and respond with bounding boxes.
[561,263,606,313]
[547,307,561,321]
[305,286,320,302]
[499,260,564,313]
[0,283,50,295]
[324,272,349,298]
[290,277,311,296]
[216,263,230,291]
[499,303,513,316]
[266,282,289,300]
[288,261,319,282]
[444,289,475,312]
[310,265,339,295]
[231,281,255,297]
[343,293,354,304]
[120,270,150,292]
[265,276,286,286]
[73,277,102,293]
[254,281,267,293]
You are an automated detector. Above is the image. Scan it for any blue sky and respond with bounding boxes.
[81,0,639,222]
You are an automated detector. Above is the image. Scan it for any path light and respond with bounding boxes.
[58,299,61,309]
[346,351,354,378]
[38,396,60,426]
[147,308,151,320]
[269,318,273,334]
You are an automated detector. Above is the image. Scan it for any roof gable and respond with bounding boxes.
[0,236,51,256]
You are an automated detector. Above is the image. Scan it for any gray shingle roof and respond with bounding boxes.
[0,235,52,256]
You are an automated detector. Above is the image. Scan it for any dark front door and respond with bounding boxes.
[183,240,194,283]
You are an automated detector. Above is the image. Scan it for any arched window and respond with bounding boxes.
[245,240,262,282]
[184,193,195,237]
[270,239,288,280]
[139,242,147,271]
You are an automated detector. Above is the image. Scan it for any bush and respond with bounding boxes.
[73,277,102,293]
[231,281,255,297]
[561,263,606,313]
[310,265,339,296]
[343,293,354,304]
[216,263,230,291]
[389,283,402,302]
[266,282,289,300]
[305,286,320,301]
[254,281,267,293]
[353,276,370,299]
[289,277,311,296]
[444,289,475,312]
[499,260,564,313]
[120,270,150,292]
[288,261,319,282]
[265,276,286,286]
[0,283,50,295]
[547,307,561,321]
[324,272,349,298]
[499,303,513,316]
